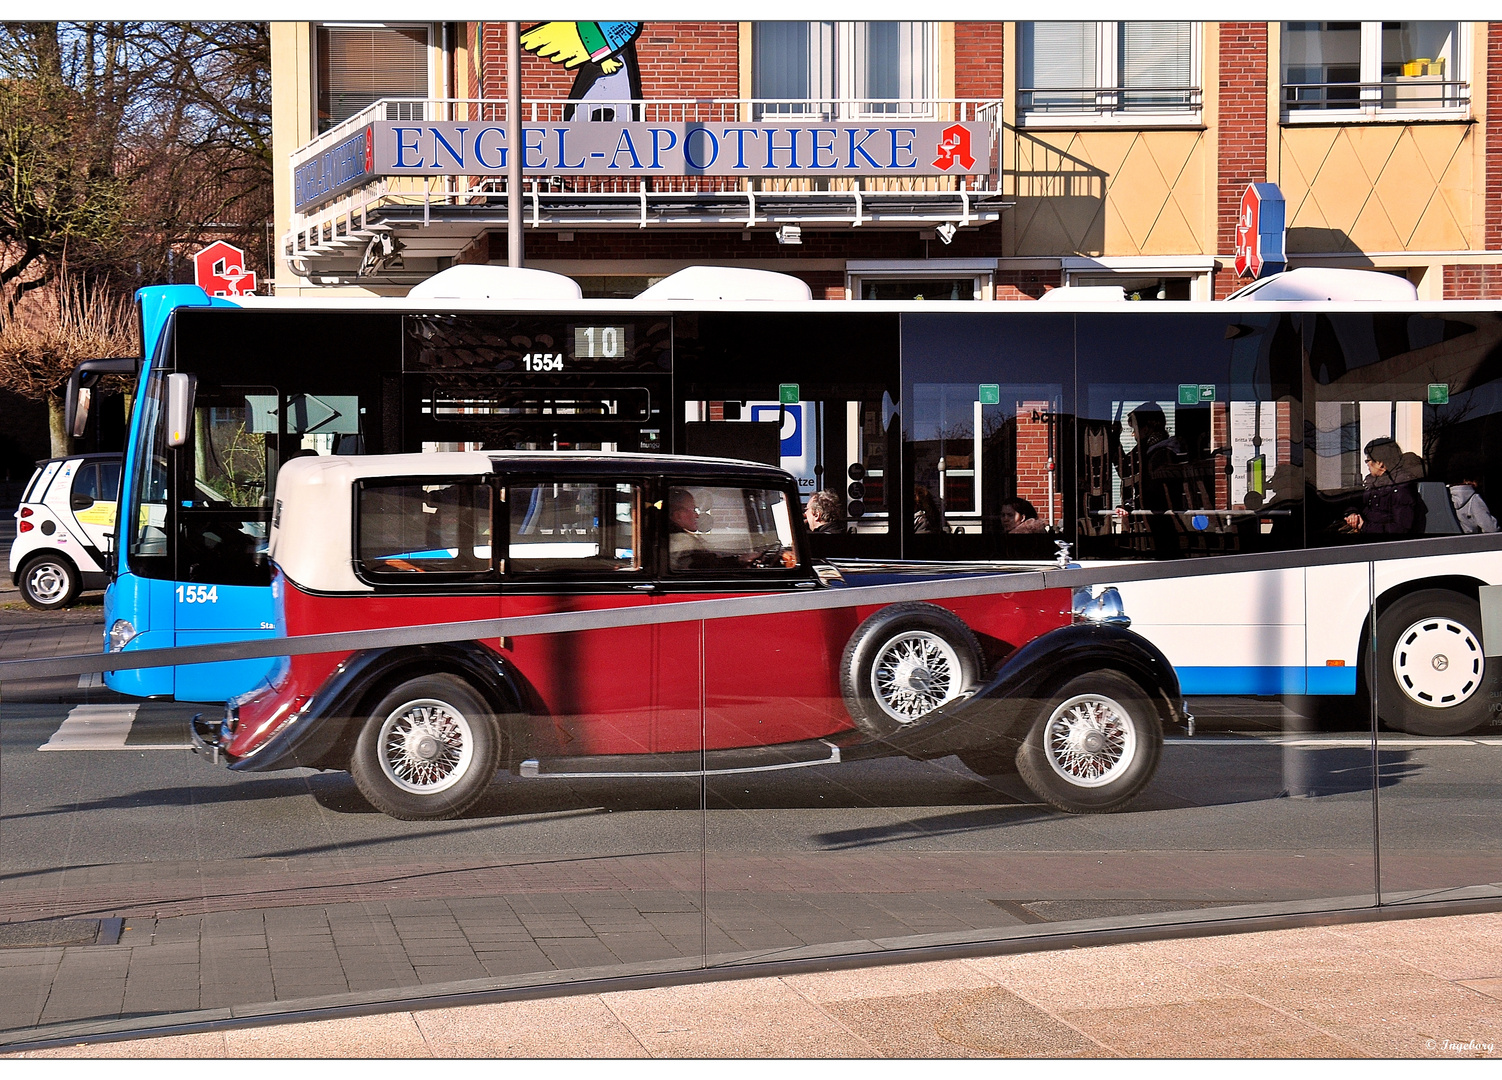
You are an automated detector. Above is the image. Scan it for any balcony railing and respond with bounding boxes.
[1283,80,1471,115]
[1016,85,1201,119]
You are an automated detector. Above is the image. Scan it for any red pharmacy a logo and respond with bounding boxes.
[932,124,975,171]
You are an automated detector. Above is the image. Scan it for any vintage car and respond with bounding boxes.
[190,452,1185,820]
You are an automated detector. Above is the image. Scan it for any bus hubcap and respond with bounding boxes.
[1393,617,1483,709]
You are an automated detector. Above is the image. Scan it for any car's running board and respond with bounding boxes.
[519,739,842,779]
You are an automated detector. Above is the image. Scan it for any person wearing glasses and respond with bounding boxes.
[1344,437,1426,535]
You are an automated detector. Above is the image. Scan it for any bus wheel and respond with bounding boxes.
[1015,671,1162,815]
[350,675,501,820]
[19,554,80,611]
[840,602,983,738]
[1377,590,1496,737]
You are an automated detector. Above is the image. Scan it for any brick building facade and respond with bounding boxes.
[274,20,1502,300]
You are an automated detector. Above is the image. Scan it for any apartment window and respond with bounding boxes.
[1018,22,1199,124]
[752,22,935,118]
[317,24,430,132]
[1282,22,1467,117]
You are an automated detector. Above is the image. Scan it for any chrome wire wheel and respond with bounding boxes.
[1042,693,1139,788]
[25,561,70,605]
[870,631,963,724]
[1392,616,1484,709]
[377,697,475,795]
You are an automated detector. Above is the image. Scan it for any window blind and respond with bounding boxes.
[317,26,430,127]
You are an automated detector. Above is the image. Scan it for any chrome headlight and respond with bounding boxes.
[108,619,137,652]
[1072,586,1130,628]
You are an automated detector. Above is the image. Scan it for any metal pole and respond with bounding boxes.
[507,20,523,267]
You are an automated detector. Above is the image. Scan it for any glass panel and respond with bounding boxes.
[666,485,800,573]
[902,311,1073,561]
[752,21,834,116]
[1305,313,1502,546]
[357,481,493,576]
[704,572,1377,974]
[508,482,641,574]
[856,22,928,111]
[1380,21,1459,110]
[1283,21,1362,110]
[861,278,976,301]
[127,367,171,574]
[1075,312,1304,562]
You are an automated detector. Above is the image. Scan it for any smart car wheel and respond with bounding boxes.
[18,554,80,611]
[350,675,501,820]
[1376,590,1498,737]
[1015,670,1162,814]
[841,602,983,738]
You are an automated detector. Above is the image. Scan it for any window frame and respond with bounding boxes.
[314,21,434,134]
[1280,21,1471,123]
[351,475,499,588]
[502,477,650,582]
[1016,21,1203,129]
[750,21,941,121]
[660,480,810,581]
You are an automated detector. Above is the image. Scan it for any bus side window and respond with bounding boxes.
[1307,312,1502,543]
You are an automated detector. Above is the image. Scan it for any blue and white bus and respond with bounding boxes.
[74,265,1502,737]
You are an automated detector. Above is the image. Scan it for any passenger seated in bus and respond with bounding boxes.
[999,496,1048,535]
[913,484,949,534]
[1114,403,1188,555]
[1344,437,1426,535]
[1447,454,1498,534]
[804,489,847,535]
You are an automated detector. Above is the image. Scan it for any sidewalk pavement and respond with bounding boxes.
[6,910,1502,1058]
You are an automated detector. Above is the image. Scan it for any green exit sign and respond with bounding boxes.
[1428,383,1450,405]
[778,383,800,404]
[978,384,1000,405]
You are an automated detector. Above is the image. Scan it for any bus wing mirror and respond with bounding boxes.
[70,387,92,439]
[167,373,197,448]
[66,356,138,440]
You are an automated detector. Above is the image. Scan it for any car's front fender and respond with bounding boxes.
[228,641,527,773]
[878,623,1183,760]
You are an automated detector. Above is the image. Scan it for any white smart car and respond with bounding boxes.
[9,454,121,610]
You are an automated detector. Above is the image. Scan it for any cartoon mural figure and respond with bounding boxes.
[520,21,644,121]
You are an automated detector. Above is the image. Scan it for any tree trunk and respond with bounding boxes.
[47,393,70,457]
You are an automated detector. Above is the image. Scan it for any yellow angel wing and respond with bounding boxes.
[519,22,590,68]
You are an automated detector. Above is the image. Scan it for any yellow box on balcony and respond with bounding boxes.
[1402,58,1443,77]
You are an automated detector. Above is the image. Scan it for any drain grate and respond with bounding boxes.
[0,918,122,948]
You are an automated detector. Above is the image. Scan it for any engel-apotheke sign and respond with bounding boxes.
[294,119,992,213]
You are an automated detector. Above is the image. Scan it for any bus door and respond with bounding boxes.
[674,312,902,559]
[403,313,673,455]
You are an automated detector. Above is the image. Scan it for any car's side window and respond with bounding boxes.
[665,484,802,573]
[356,480,493,579]
[71,463,100,503]
[506,481,642,575]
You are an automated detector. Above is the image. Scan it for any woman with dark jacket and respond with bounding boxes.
[1345,437,1426,535]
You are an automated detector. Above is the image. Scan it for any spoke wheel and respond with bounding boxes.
[840,602,984,738]
[350,675,501,820]
[870,631,964,724]
[1040,693,1138,788]
[1016,670,1162,814]
[377,698,475,795]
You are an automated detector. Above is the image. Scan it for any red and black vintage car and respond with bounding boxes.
[191,452,1183,820]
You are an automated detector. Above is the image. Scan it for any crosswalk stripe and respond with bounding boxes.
[37,704,193,751]
[39,704,139,750]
